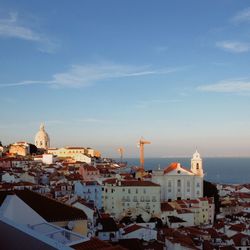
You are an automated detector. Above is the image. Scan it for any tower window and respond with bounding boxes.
[196,163,199,170]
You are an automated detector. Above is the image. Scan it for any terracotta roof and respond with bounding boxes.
[166,235,198,250]
[66,173,83,181]
[83,165,99,171]
[231,233,250,246]
[163,162,193,175]
[121,180,159,187]
[71,237,127,250]
[185,199,199,204]
[6,189,87,221]
[199,197,209,202]
[161,202,175,212]
[103,179,160,187]
[66,147,85,150]
[229,223,246,232]
[122,224,142,235]
[163,162,179,174]
[168,216,186,223]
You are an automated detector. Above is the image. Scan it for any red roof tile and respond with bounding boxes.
[161,202,175,212]
[71,237,126,250]
[122,224,142,235]
[163,162,193,175]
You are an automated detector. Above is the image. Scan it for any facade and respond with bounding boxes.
[151,150,204,202]
[102,179,161,221]
[121,224,157,241]
[42,154,56,165]
[9,142,30,156]
[74,181,102,209]
[48,147,99,160]
[35,123,50,149]
[78,164,100,180]
[73,153,92,164]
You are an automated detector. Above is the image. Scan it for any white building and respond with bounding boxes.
[120,223,157,241]
[35,123,50,149]
[42,153,56,164]
[151,150,204,202]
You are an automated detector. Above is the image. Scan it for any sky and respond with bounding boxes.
[1,0,250,157]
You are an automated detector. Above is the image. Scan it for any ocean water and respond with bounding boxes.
[122,158,250,184]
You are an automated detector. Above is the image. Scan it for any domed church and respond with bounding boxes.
[35,123,50,149]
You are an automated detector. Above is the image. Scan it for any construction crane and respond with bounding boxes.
[138,137,151,169]
[117,147,124,163]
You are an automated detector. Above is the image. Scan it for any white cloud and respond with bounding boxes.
[216,41,250,53]
[0,62,180,88]
[197,80,250,93]
[232,8,250,23]
[0,12,58,53]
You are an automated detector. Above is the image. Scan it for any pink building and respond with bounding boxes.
[78,164,100,180]
[0,158,11,169]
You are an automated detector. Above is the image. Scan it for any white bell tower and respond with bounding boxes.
[191,149,204,177]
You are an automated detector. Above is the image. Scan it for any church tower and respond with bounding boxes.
[35,123,50,149]
[191,149,204,177]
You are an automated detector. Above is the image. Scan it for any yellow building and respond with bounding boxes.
[48,146,100,160]
[102,179,161,222]
[9,142,30,156]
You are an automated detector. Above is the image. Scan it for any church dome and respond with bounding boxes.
[35,123,50,149]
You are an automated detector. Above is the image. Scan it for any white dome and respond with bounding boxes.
[35,123,50,149]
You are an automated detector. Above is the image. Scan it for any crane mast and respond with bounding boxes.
[139,138,151,169]
[117,147,124,163]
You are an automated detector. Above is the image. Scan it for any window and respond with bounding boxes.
[196,163,199,170]
[197,182,200,187]
[187,181,190,187]
[177,170,181,174]
[177,180,181,187]
[168,181,171,187]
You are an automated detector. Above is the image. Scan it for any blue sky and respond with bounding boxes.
[1,0,250,157]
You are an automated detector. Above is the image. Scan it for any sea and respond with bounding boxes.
[121,158,250,185]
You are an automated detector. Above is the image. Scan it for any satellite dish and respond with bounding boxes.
[67,221,75,230]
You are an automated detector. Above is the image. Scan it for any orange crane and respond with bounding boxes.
[138,138,151,169]
[117,147,124,163]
